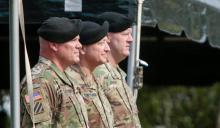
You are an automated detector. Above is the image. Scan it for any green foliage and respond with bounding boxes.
[137,82,220,128]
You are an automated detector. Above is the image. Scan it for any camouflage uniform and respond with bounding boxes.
[65,65,114,128]
[93,63,141,128]
[20,57,89,128]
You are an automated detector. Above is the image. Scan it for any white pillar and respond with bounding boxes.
[127,25,137,92]
[9,0,20,127]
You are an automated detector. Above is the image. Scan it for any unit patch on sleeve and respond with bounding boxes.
[25,91,43,103]
[34,101,44,114]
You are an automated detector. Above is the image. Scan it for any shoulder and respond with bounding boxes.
[93,63,110,77]
[31,57,61,81]
[21,62,48,90]
[21,62,60,94]
[31,62,51,80]
[93,63,112,82]
[117,66,127,78]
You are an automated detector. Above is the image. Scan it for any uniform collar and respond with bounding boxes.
[104,63,127,79]
[39,56,72,85]
[67,64,97,89]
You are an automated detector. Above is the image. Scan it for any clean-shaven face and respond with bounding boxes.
[83,36,110,66]
[108,27,133,61]
[57,35,82,65]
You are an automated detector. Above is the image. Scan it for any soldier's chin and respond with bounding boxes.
[100,58,108,64]
[123,51,130,57]
[103,60,108,64]
[73,58,80,64]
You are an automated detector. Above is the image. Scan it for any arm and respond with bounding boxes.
[20,79,53,128]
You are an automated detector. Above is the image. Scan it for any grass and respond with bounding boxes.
[137,82,220,128]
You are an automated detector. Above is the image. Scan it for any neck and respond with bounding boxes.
[40,53,67,72]
[107,53,121,68]
[79,56,97,73]
[52,59,67,72]
[79,65,92,77]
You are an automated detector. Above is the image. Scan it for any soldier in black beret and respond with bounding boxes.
[66,21,114,128]
[36,17,83,66]
[21,17,90,127]
[93,12,142,128]
[97,11,132,33]
[37,17,81,44]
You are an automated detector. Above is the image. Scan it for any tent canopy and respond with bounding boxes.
[142,0,220,48]
[2,0,220,48]
[0,0,136,23]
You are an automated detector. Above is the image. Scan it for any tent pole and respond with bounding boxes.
[127,25,137,91]
[9,0,20,127]
[134,0,144,101]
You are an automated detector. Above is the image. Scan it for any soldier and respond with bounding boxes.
[66,21,114,128]
[20,17,89,128]
[93,12,142,128]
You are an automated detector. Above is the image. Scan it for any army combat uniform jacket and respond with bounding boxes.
[21,57,89,128]
[66,65,114,128]
[93,63,141,128]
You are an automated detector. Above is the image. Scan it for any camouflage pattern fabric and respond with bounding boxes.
[93,63,142,128]
[65,65,114,128]
[20,57,89,128]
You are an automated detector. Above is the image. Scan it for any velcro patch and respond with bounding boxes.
[82,92,97,101]
[110,81,117,85]
[33,83,41,89]
[34,101,44,114]
[25,91,42,103]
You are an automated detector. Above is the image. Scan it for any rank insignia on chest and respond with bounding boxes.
[25,91,43,103]
[82,92,97,98]
[110,81,117,85]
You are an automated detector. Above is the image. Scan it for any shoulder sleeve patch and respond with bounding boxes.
[25,91,43,103]
[22,87,52,124]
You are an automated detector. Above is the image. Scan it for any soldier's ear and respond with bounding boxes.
[80,46,86,55]
[48,42,59,52]
[107,33,111,40]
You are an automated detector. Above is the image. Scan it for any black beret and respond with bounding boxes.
[97,12,132,33]
[79,21,109,45]
[37,17,81,43]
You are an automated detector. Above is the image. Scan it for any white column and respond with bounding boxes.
[9,0,20,127]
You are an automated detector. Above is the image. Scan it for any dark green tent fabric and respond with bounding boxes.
[0,0,8,23]
[0,0,137,23]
